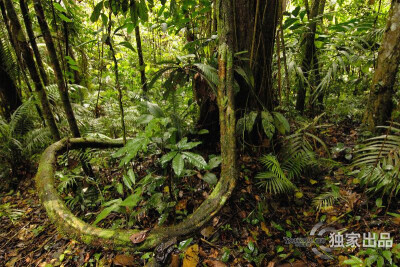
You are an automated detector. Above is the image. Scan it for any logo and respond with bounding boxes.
[284,222,394,260]
[309,222,337,260]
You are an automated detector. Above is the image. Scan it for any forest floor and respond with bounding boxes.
[1,122,399,267]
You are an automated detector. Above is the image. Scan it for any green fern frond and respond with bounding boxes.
[353,125,400,197]
[257,155,296,194]
[312,185,341,210]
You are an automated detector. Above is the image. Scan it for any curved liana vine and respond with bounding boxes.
[35,137,236,251]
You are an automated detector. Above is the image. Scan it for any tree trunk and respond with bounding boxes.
[217,0,238,186]
[296,0,321,113]
[135,25,148,94]
[364,0,400,130]
[19,0,49,86]
[234,0,280,112]
[2,0,60,140]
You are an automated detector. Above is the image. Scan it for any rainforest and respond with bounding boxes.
[0,0,400,266]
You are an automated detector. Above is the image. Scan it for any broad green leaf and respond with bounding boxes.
[146,102,164,118]
[122,174,132,190]
[93,201,121,225]
[160,151,178,166]
[202,172,218,185]
[382,251,392,264]
[261,111,275,139]
[53,2,67,13]
[120,188,142,208]
[116,182,124,195]
[272,112,290,134]
[172,153,184,176]
[180,141,202,150]
[245,111,258,133]
[91,1,104,22]
[118,41,136,52]
[127,169,136,185]
[182,152,207,169]
[58,13,72,22]
[207,156,221,170]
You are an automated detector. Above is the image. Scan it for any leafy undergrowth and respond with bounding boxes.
[1,123,400,267]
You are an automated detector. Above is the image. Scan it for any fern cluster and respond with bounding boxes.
[353,124,400,197]
[0,100,52,187]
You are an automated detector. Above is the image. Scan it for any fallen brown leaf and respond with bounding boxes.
[129,230,148,244]
[113,254,135,266]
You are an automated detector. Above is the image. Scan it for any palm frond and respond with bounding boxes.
[312,185,342,210]
[256,155,296,195]
[353,124,400,197]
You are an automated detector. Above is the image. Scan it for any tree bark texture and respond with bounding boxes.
[234,0,280,112]
[364,0,400,130]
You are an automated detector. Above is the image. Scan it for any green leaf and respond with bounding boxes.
[202,172,218,185]
[53,2,67,13]
[207,156,221,170]
[122,174,132,190]
[58,13,72,22]
[272,112,290,134]
[172,153,185,176]
[116,182,124,195]
[245,111,258,133]
[179,141,202,150]
[343,256,364,265]
[377,256,384,267]
[382,250,392,264]
[182,152,207,169]
[118,41,136,52]
[138,0,148,21]
[160,151,178,166]
[91,1,104,22]
[197,129,209,135]
[375,198,383,208]
[100,13,108,26]
[127,169,136,185]
[146,102,164,118]
[261,111,275,139]
[93,201,121,225]
[120,188,142,208]
[292,6,301,17]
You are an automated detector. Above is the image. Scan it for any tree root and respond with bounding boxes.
[35,137,236,251]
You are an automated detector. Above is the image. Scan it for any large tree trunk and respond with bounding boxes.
[364,0,400,130]
[2,0,60,140]
[234,0,280,112]
[196,0,280,143]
